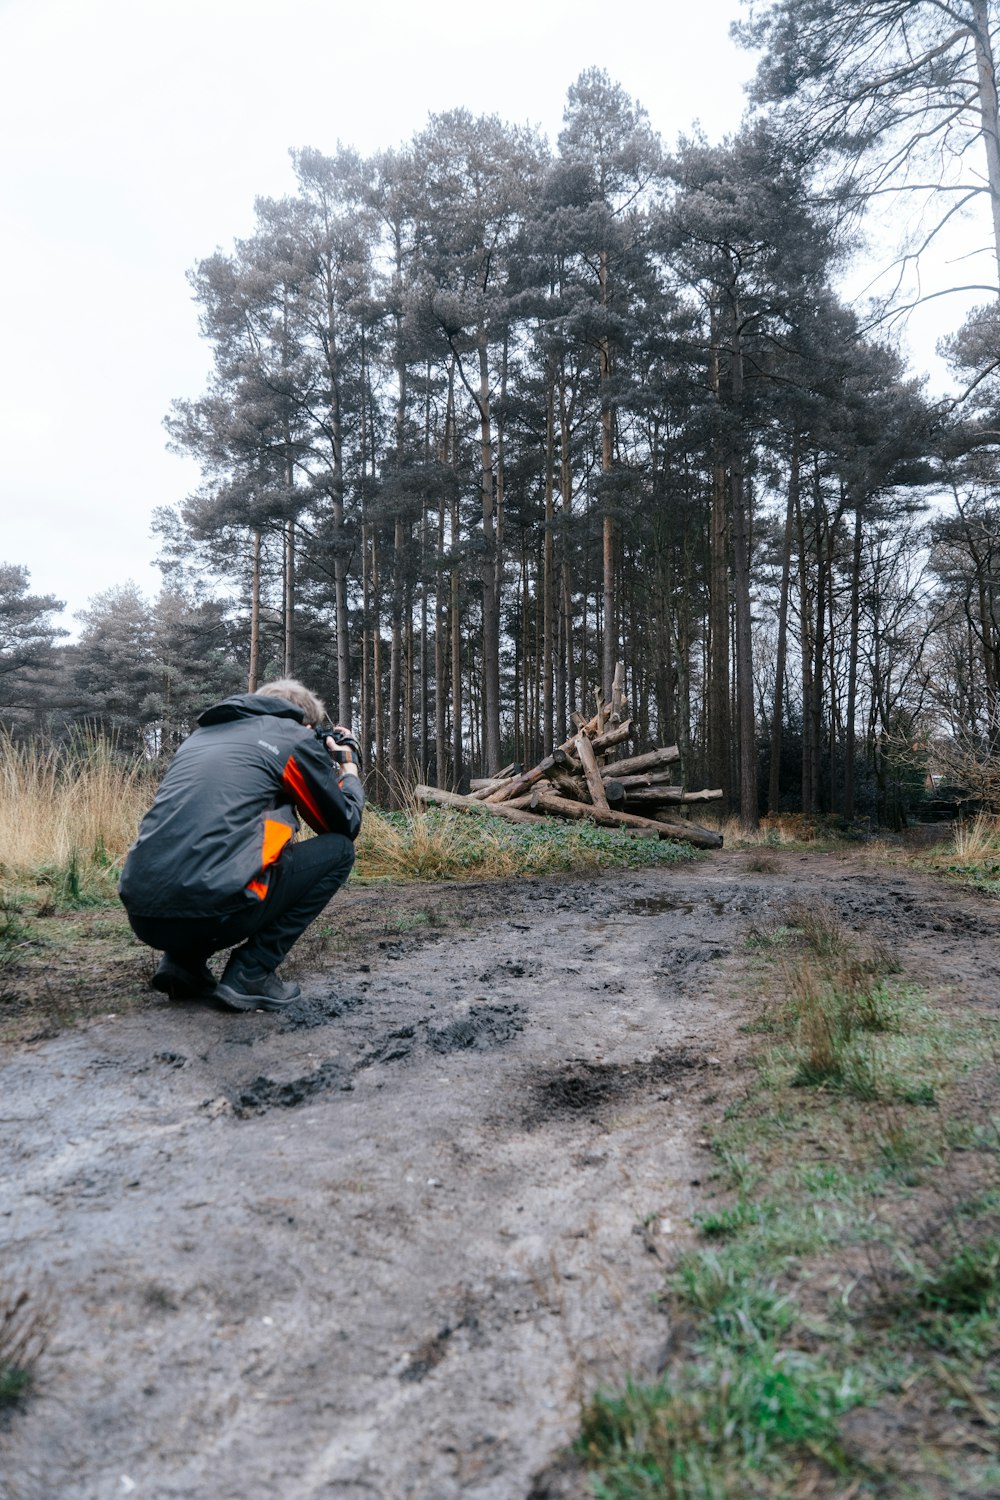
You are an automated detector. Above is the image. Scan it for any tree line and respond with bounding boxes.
[5,9,1000,828]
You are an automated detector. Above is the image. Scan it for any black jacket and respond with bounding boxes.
[119,693,365,919]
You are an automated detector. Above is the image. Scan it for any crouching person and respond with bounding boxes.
[120,679,365,1012]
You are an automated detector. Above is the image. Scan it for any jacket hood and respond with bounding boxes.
[197,693,307,728]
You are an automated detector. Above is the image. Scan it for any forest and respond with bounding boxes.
[5,3,1000,830]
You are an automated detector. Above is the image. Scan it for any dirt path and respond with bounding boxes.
[3,850,999,1500]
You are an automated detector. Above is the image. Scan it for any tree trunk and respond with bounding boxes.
[729,294,758,832]
[248,528,261,692]
[283,518,295,678]
[372,531,385,804]
[450,485,463,789]
[843,507,863,821]
[404,570,414,784]
[599,249,616,702]
[559,364,574,742]
[768,442,797,815]
[388,515,404,800]
[542,353,556,755]
[972,0,1000,284]
[435,488,448,787]
[708,322,731,807]
[478,332,502,773]
[361,518,372,771]
[796,474,814,815]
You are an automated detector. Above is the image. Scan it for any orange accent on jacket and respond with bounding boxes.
[246,817,294,901]
[282,755,330,833]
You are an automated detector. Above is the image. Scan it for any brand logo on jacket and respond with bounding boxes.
[258,739,280,755]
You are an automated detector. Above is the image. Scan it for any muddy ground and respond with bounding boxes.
[2,849,999,1500]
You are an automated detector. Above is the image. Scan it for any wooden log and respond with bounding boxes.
[470,765,520,790]
[543,768,625,806]
[623,786,688,805]
[483,751,567,804]
[469,767,522,798]
[528,788,723,849]
[610,662,626,724]
[589,719,632,754]
[624,787,724,807]
[504,792,538,810]
[486,721,603,806]
[601,744,680,778]
[544,766,590,801]
[613,770,678,790]
[414,785,550,825]
[575,733,610,810]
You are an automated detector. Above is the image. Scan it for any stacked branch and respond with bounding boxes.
[416,668,723,850]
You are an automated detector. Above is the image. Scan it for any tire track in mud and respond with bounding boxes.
[3,854,999,1500]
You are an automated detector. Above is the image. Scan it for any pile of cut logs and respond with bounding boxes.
[415,670,723,850]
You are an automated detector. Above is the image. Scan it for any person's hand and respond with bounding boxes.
[329,725,361,760]
[324,729,360,777]
[331,746,360,777]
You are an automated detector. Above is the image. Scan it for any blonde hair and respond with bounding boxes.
[262,678,326,726]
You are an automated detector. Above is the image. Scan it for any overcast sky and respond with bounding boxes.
[0,0,988,634]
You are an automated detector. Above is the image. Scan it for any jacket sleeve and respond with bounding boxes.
[280,733,366,840]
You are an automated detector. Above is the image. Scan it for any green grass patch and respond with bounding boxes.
[579,897,1000,1498]
[917,814,1000,897]
[914,1238,1000,1317]
[580,1347,861,1498]
[0,895,34,969]
[354,806,695,884]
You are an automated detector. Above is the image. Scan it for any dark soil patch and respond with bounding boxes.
[426,1002,526,1053]
[628,895,695,916]
[400,1326,453,1382]
[363,1025,417,1064]
[277,991,366,1032]
[229,1056,355,1115]
[6,855,998,1499]
[523,1047,704,1128]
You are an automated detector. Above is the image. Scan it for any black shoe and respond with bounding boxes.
[152,955,217,1001]
[214,957,301,1012]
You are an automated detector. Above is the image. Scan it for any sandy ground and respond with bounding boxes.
[2,849,999,1500]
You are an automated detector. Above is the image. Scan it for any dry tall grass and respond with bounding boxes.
[355,805,507,882]
[706,812,832,848]
[0,1278,53,1407]
[0,737,692,898]
[952,811,1000,862]
[0,734,150,879]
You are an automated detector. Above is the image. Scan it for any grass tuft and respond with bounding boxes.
[579,1345,859,1497]
[0,896,33,970]
[914,1237,1000,1316]
[0,1280,52,1410]
[953,812,1000,863]
[919,811,1000,896]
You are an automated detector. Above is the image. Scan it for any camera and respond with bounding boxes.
[314,725,362,770]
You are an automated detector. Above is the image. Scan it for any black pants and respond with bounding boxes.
[126,833,355,973]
